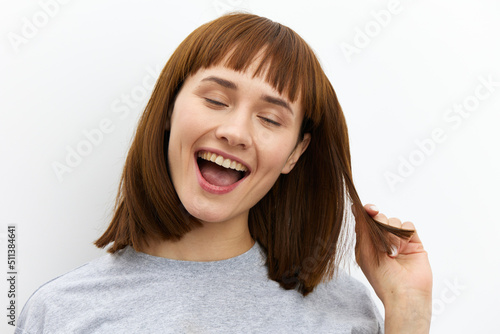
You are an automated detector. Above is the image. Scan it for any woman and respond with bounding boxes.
[16,13,432,333]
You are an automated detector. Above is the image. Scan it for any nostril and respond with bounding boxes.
[214,115,253,148]
[216,130,251,148]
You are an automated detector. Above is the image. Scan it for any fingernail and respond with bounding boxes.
[390,245,398,257]
[370,205,379,212]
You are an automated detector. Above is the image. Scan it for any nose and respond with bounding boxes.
[214,108,253,149]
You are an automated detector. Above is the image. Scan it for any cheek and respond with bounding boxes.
[255,133,298,173]
[169,105,207,144]
[167,107,197,171]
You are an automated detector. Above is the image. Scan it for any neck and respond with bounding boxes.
[143,215,255,261]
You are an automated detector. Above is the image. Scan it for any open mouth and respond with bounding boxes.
[196,151,249,187]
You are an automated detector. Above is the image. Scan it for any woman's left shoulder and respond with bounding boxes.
[321,269,373,297]
[307,269,382,317]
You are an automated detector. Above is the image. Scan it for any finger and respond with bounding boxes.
[397,221,427,255]
[401,221,418,238]
[401,221,415,230]
[372,213,388,224]
[360,211,399,257]
[363,203,379,217]
[387,217,402,228]
[401,221,423,244]
[372,216,403,257]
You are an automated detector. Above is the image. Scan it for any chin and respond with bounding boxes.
[183,201,247,225]
[182,203,228,224]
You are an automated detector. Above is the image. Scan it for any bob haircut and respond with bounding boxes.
[95,13,413,296]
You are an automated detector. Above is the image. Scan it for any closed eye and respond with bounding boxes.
[259,116,281,127]
[205,98,228,107]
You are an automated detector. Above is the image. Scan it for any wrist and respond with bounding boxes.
[383,292,432,334]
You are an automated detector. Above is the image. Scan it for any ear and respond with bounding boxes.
[281,133,311,174]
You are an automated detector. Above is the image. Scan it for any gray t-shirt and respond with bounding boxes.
[15,242,383,333]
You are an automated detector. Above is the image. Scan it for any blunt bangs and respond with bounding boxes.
[176,13,323,125]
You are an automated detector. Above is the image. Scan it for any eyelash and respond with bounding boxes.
[205,98,227,107]
[204,98,282,127]
[259,116,281,127]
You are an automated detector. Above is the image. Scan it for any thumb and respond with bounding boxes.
[352,203,400,265]
[352,203,378,267]
[364,204,380,218]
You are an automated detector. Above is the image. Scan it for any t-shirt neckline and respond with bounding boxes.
[121,241,264,269]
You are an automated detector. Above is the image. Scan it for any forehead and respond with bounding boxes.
[194,62,279,92]
[192,47,302,103]
[198,43,304,101]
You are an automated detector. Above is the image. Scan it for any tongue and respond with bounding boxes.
[198,160,242,187]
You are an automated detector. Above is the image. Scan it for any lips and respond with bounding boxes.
[195,150,250,194]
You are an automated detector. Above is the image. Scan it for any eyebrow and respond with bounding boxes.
[261,94,293,115]
[201,76,237,90]
[201,75,293,115]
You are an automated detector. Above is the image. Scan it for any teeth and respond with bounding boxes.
[197,151,248,172]
[215,155,224,165]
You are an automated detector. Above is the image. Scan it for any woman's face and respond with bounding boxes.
[167,64,310,224]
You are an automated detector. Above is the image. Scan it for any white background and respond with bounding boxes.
[1,0,499,333]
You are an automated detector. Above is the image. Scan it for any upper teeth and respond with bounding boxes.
[197,151,248,172]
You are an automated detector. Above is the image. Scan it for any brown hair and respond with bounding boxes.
[95,13,413,296]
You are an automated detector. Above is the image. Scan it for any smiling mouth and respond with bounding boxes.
[196,151,249,187]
